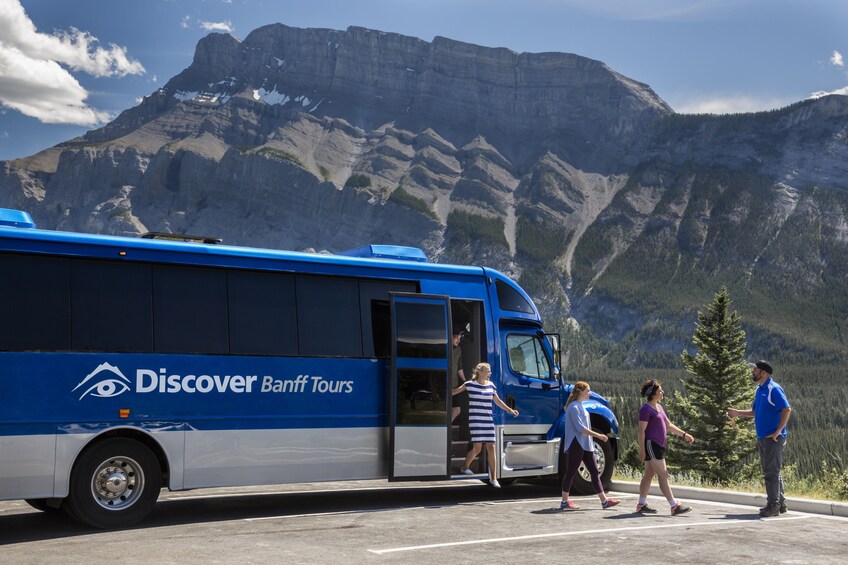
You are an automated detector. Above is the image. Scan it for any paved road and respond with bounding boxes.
[1,480,846,564]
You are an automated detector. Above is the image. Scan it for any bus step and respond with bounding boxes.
[451,457,483,475]
[504,464,548,471]
[450,473,489,480]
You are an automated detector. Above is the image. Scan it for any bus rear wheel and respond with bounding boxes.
[65,438,161,529]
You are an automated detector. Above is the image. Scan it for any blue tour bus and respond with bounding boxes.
[0,208,618,528]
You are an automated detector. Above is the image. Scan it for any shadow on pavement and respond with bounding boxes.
[0,482,555,544]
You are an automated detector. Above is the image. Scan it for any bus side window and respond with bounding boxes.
[153,265,229,354]
[0,253,70,351]
[359,281,417,358]
[228,270,297,356]
[72,260,153,352]
[370,300,391,358]
[296,275,362,357]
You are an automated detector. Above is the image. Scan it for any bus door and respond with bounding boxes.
[500,329,561,423]
[498,328,562,475]
[389,293,452,480]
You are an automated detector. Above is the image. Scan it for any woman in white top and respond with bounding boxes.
[559,381,619,510]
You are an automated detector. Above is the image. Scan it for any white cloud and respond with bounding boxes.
[808,86,848,99]
[0,45,112,124]
[199,19,234,33]
[674,95,788,115]
[1,130,9,138]
[831,50,844,68]
[0,0,143,126]
[181,16,190,29]
[0,0,144,77]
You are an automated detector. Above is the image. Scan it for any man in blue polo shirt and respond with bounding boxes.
[726,360,792,517]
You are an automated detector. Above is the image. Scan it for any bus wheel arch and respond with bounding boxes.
[89,428,170,487]
[64,436,163,529]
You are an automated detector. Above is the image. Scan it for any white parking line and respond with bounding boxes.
[243,496,560,522]
[814,514,848,523]
[367,515,812,555]
[246,508,386,521]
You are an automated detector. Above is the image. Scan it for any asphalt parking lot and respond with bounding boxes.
[1,480,846,564]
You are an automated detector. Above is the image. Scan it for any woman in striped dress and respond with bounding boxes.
[452,362,519,488]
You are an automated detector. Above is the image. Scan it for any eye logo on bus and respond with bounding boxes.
[73,362,132,400]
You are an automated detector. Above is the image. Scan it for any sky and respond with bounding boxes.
[1,0,847,161]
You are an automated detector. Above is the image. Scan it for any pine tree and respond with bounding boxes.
[669,286,756,483]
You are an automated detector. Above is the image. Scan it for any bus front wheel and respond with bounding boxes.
[65,438,161,529]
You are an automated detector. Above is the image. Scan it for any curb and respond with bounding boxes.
[611,480,848,518]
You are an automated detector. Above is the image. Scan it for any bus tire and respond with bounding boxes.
[565,433,614,496]
[65,438,161,529]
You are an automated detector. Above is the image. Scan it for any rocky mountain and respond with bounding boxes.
[2,24,846,366]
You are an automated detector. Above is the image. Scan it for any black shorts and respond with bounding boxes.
[645,439,666,460]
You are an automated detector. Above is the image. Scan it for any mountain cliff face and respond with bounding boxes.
[2,24,846,365]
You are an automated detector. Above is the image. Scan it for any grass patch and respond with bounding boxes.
[56,140,112,150]
[613,462,848,502]
[388,186,438,220]
[257,147,304,167]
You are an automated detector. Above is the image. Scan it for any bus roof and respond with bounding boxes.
[0,208,542,322]
[0,215,484,278]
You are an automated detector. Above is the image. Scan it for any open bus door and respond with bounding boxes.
[389,293,452,480]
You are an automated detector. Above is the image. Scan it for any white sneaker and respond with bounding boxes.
[461,468,474,475]
[490,479,501,488]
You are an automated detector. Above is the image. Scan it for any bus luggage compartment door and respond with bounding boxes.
[389,294,451,480]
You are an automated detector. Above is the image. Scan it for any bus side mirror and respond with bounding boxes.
[544,333,561,372]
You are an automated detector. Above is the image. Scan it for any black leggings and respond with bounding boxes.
[561,438,603,494]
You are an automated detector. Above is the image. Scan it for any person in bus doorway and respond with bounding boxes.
[636,379,693,516]
[559,381,620,510]
[450,327,467,423]
[726,360,792,517]
[453,362,518,488]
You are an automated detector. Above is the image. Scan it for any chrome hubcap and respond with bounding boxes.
[91,456,144,510]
